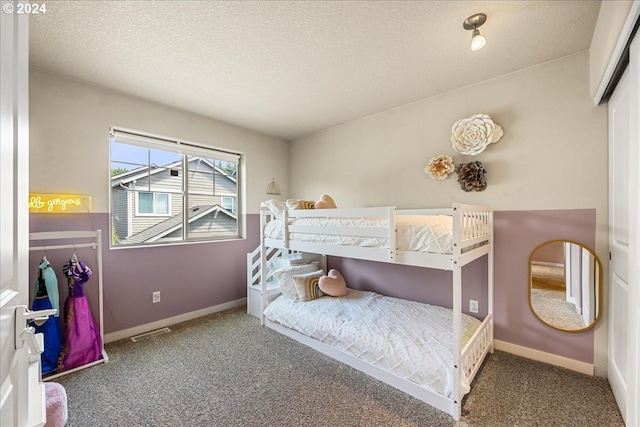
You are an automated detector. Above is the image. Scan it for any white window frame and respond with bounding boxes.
[110,127,243,248]
[135,191,171,216]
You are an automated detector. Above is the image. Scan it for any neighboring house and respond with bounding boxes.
[111,157,237,244]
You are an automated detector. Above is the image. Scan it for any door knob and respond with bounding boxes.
[20,326,43,355]
[14,305,57,350]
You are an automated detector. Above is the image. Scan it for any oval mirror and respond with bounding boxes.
[529,240,602,332]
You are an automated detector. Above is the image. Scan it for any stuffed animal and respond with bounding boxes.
[315,194,337,209]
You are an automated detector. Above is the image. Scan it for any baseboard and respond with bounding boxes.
[494,340,594,376]
[104,298,247,343]
[532,261,563,268]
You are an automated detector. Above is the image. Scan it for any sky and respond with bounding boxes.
[110,141,181,171]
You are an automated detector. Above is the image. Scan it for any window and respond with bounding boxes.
[136,192,170,215]
[110,128,242,247]
[221,196,236,214]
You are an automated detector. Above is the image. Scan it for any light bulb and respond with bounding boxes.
[471,29,486,51]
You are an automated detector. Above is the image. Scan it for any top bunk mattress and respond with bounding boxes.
[263,289,480,399]
[263,214,454,254]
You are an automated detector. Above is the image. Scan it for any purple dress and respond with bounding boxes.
[57,259,102,372]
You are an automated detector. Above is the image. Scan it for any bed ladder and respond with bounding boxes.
[246,246,326,323]
[246,246,285,322]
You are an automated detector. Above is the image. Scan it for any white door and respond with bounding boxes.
[626,33,639,427]
[608,68,630,424]
[0,5,48,426]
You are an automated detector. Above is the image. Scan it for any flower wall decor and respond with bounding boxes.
[451,114,503,155]
[425,155,455,180]
[456,161,487,192]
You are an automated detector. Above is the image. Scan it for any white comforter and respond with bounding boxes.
[264,214,454,254]
[263,289,480,399]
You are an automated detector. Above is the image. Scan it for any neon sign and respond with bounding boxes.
[29,194,92,213]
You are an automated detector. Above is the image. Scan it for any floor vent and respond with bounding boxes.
[131,327,171,342]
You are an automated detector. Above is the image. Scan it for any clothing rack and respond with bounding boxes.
[29,230,109,379]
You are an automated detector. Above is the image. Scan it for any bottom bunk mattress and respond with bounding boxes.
[263,289,481,399]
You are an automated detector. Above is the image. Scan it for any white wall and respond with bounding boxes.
[291,51,610,373]
[29,68,289,215]
[292,52,606,212]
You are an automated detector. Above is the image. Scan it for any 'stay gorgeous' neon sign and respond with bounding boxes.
[29,194,92,213]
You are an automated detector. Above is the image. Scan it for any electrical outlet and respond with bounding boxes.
[469,299,478,314]
[152,291,161,303]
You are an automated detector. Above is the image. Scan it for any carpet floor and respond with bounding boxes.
[530,288,587,330]
[54,307,623,427]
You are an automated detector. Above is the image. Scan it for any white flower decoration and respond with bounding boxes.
[451,114,503,155]
[425,155,455,180]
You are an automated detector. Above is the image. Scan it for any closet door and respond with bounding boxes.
[625,33,639,427]
[608,68,630,424]
[609,31,640,427]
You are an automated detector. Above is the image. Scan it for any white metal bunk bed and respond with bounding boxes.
[248,203,493,420]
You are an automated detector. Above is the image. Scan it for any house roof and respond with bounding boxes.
[120,205,237,245]
[111,157,236,188]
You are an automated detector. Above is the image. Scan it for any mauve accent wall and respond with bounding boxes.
[494,209,596,363]
[29,214,260,335]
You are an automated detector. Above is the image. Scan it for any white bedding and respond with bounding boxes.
[263,289,480,398]
[264,214,454,254]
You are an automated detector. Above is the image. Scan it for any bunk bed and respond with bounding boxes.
[248,202,493,420]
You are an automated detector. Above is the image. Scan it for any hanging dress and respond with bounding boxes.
[31,258,61,375]
[57,258,102,372]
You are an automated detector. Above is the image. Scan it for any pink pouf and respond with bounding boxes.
[45,382,68,427]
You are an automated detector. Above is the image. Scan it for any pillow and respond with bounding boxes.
[315,194,337,209]
[319,269,347,297]
[272,261,320,299]
[261,199,287,220]
[286,199,316,210]
[293,270,325,302]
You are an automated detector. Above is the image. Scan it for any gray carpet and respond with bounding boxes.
[530,288,587,330]
[54,307,623,427]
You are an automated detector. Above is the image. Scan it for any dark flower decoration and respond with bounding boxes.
[456,161,487,192]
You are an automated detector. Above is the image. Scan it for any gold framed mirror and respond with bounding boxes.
[529,240,602,332]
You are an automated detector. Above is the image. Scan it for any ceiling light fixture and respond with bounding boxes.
[463,13,487,51]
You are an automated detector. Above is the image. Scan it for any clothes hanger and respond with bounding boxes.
[71,247,84,273]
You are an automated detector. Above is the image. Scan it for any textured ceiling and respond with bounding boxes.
[29,1,601,140]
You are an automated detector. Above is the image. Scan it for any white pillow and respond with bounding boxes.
[272,261,320,299]
[261,199,287,220]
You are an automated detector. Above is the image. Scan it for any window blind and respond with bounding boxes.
[110,128,242,164]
